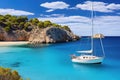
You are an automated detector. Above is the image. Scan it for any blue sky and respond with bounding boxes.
[0,0,120,36]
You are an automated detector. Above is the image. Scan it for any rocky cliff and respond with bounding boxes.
[0,15,80,43]
[0,27,30,41]
[29,27,79,43]
[0,26,79,43]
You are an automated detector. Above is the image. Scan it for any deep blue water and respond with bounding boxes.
[0,37,120,80]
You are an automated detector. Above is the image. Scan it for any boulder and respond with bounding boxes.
[93,34,104,38]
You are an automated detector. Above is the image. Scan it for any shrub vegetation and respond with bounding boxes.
[0,14,71,32]
[0,67,23,80]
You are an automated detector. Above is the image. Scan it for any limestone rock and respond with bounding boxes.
[29,27,79,44]
[0,27,29,41]
[0,27,5,41]
[0,26,79,43]
[93,34,104,38]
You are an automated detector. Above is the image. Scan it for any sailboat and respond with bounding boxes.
[71,1,105,64]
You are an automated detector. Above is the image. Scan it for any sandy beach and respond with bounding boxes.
[0,41,29,47]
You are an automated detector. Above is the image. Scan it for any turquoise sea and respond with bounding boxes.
[0,37,120,80]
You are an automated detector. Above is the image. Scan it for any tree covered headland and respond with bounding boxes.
[0,14,71,32]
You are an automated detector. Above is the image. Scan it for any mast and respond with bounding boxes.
[91,1,105,57]
[91,1,94,55]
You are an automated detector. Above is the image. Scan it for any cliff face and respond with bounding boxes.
[29,27,79,43]
[0,26,79,43]
[0,27,30,41]
[0,27,4,41]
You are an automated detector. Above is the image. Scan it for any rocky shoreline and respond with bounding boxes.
[29,27,79,44]
[0,26,79,44]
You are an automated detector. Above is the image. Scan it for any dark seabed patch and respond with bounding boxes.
[11,62,21,67]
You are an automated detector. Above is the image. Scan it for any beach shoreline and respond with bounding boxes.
[0,41,29,46]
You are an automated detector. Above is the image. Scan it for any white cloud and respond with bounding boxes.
[38,15,90,24]
[0,8,34,16]
[40,1,69,12]
[40,1,120,13]
[40,14,65,17]
[38,14,120,36]
[107,3,120,10]
[46,9,54,12]
[76,1,120,12]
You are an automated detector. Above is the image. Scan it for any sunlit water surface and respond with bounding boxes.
[0,37,120,80]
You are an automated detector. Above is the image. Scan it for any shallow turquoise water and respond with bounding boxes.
[0,37,120,80]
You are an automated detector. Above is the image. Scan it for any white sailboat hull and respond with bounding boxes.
[71,55,104,64]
